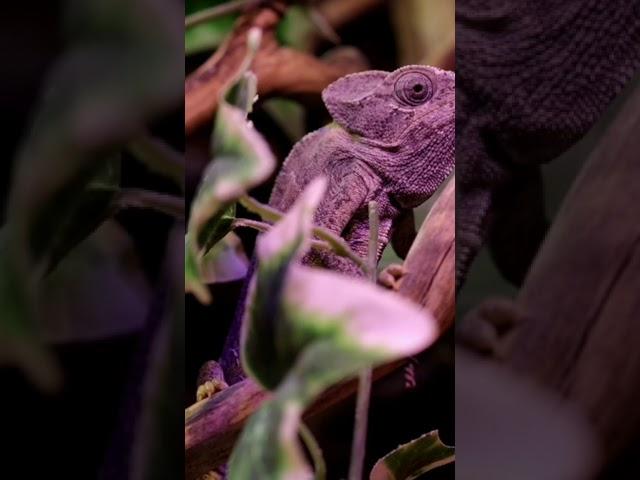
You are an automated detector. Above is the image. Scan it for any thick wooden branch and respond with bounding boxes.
[398,177,455,331]
[184,175,455,478]
[505,82,640,461]
[185,1,368,135]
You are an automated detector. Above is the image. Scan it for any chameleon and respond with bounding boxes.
[197,64,455,394]
[455,0,640,353]
[456,0,640,290]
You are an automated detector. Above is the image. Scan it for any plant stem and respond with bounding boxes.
[366,201,379,283]
[116,189,184,219]
[231,218,271,232]
[348,200,378,480]
[239,194,282,222]
[239,194,370,274]
[127,134,184,190]
[312,227,369,275]
[185,0,257,29]
[299,422,327,480]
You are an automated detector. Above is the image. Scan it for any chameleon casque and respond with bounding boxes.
[204,64,455,390]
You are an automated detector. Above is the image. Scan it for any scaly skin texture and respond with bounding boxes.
[218,65,455,385]
[456,0,640,290]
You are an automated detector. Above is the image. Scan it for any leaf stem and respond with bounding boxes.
[349,200,378,480]
[239,194,370,274]
[239,194,282,222]
[299,422,326,480]
[127,134,184,190]
[116,189,185,219]
[231,218,271,232]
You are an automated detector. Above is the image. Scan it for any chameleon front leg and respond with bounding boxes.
[377,209,416,290]
[304,166,380,275]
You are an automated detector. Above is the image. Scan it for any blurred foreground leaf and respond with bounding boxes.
[186,34,274,300]
[228,179,438,479]
[0,0,182,389]
[370,431,454,480]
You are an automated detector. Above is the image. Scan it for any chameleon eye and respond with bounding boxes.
[394,72,433,106]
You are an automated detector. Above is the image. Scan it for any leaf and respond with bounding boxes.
[228,178,438,480]
[277,6,317,52]
[200,232,249,284]
[0,240,61,392]
[370,431,455,480]
[241,177,329,390]
[262,98,307,143]
[0,0,182,389]
[185,234,212,305]
[243,176,435,389]
[228,397,313,480]
[187,50,273,254]
[186,15,236,56]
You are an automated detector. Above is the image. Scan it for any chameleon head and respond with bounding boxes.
[322,65,455,146]
[323,65,455,208]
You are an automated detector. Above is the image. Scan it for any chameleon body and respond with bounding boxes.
[217,65,455,386]
[456,0,640,290]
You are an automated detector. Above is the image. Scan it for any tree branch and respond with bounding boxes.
[185,1,368,134]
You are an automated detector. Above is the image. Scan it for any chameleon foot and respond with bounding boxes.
[378,263,407,291]
[202,465,227,480]
[457,297,527,360]
[196,360,229,402]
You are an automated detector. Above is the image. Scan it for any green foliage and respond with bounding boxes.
[186,32,274,301]
[227,179,437,479]
[0,0,182,390]
[370,431,454,480]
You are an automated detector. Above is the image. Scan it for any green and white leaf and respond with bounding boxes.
[200,232,249,284]
[188,103,274,245]
[228,178,438,479]
[228,397,313,480]
[370,431,455,480]
[186,32,272,299]
[185,234,212,305]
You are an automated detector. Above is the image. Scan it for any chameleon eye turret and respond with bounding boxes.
[394,71,434,106]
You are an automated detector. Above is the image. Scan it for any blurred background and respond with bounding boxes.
[0,1,183,478]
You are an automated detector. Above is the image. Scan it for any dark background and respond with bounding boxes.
[0,2,182,478]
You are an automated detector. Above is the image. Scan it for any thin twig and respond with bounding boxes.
[116,189,184,219]
[239,194,369,274]
[238,194,282,222]
[185,0,258,29]
[127,135,184,190]
[299,422,327,480]
[231,218,271,232]
[349,200,378,480]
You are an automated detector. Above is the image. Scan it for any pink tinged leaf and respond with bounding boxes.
[285,266,436,358]
[256,176,328,263]
[370,430,454,480]
[200,232,249,284]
